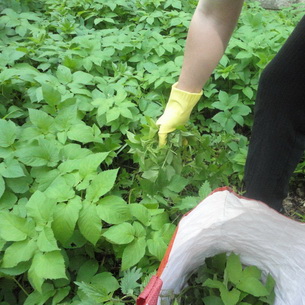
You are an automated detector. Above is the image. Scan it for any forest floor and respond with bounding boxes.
[283,184,305,221]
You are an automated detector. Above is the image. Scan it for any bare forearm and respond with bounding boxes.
[177,0,244,93]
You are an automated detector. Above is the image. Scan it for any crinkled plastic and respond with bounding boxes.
[137,187,305,305]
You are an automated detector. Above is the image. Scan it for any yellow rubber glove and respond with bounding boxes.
[156,82,203,146]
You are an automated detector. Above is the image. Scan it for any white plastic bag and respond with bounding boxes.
[137,187,305,305]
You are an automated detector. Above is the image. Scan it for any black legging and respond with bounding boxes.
[244,15,305,211]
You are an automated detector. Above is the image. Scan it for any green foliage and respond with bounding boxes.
[0,0,304,303]
[174,253,276,305]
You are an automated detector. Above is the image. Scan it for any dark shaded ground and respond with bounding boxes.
[283,185,305,221]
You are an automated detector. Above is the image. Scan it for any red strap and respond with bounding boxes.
[137,275,163,305]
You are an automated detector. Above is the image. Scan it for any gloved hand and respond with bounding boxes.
[156,82,203,146]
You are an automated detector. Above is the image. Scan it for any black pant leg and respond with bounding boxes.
[244,15,305,211]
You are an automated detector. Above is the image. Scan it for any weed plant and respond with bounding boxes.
[0,0,303,303]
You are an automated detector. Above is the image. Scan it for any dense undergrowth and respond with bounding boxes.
[0,0,304,304]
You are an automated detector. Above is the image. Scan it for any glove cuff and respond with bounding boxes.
[170,82,203,108]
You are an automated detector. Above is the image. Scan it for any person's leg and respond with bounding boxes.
[244,16,305,211]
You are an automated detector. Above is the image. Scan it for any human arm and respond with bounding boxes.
[157,0,244,145]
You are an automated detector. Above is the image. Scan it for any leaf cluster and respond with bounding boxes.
[174,253,276,305]
[0,0,304,304]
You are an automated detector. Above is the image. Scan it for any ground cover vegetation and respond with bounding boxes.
[0,0,304,304]
[171,253,275,305]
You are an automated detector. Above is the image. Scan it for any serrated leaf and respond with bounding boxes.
[120,267,142,294]
[103,222,135,245]
[86,169,119,203]
[199,181,212,199]
[2,239,37,268]
[75,281,110,303]
[78,201,101,245]
[121,237,146,271]
[177,196,199,211]
[0,119,17,147]
[52,197,82,244]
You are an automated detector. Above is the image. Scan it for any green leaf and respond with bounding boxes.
[52,196,82,244]
[199,181,212,199]
[0,119,17,147]
[16,139,60,167]
[203,278,226,290]
[0,158,25,178]
[24,283,55,305]
[220,287,240,305]
[91,272,120,294]
[103,222,135,245]
[79,152,109,178]
[0,261,31,276]
[0,211,32,241]
[129,204,150,226]
[226,253,243,285]
[147,237,167,261]
[236,277,269,297]
[120,267,142,294]
[242,87,254,99]
[75,281,110,303]
[265,273,276,293]
[26,191,56,225]
[78,201,101,245]
[44,176,75,202]
[76,259,99,283]
[203,296,224,305]
[67,124,95,144]
[0,191,17,209]
[0,175,4,198]
[42,84,61,106]
[56,65,72,84]
[167,175,188,193]
[2,239,37,268]
[72,71,94,84]
[242,265,261,280]
[51,287,70,305]
[29,251,67,291]
[28,108,54,132]
[37,226,59,252]
[121,237,146,270]
[86,169,119,203]
[97,196,131,224]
